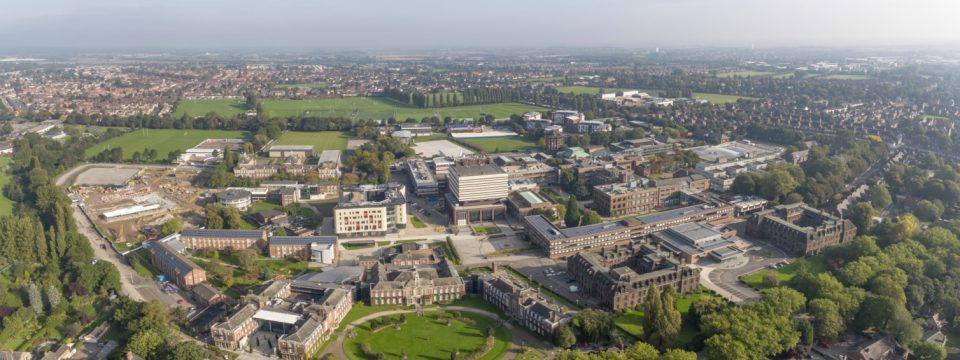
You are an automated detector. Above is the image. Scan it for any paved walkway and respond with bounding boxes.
[323,305,555,360]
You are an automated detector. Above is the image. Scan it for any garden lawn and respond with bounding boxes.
[344,312,511,360]
[248,200,281,214]
[273,131,349,151]
[741,253,828,290]
[409,215,427,228]
[820,74,871,80]
[613,290,718,345]
[84,129,249,160]
[461,136,537,153]
[260,97,546,120]
[173,99,247,117]
[0,157,14,215]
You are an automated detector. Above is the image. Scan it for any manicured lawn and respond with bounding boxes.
[715,70,776,78]
[173,99,247,117]
[820,74,871,80]
[273,131,349,151]
[344,311,511,360]
[238,218,258,230]
[0,157,14,216]
[395,239,425,244]
[339,303,410,330]
[473,225,500,235]
[411,133,450,142]
[342,242,375,250]
[257,258,308,276]
[741,253,828,290]
[248,200,281,214]
[613,290,719,346]
[84,129,249,160]
[260,97,546,120]
[409,215,427,228]
[461,136,538,153]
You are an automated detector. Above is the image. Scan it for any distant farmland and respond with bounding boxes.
[84,129,249,160]
[273,131,349,151]
[173,99,247,117]
[174,97,549,120]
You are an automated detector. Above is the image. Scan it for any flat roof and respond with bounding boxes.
[519,191,545,205]
[634,204,720,225]
[253,309,300,324]
[317,150,341,163]
[525,215,627,242]
[451,164,504,177]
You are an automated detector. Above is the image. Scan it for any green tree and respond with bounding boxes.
[914,200,943,221]
[661,349,697,360]
[170,341,208,360]
[869,184,893,208]
[910,341,946,360]
[160,218,183,235]
[581,210,602,226]
[564,196,581,228]
[759,169,799,202]
[238,248,260,273]
[623,341,659,360]
[848,202,876,234]
[553,324,576,348]
[808,298,844,340]
[126,329,167,359]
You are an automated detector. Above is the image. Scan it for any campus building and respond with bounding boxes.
[211,280,354,360]
[445,164,508,226]
[406,158,439,196]
[334,183,407,237]
[592,175,709,217]
[268,145,314,159]
[365,245,465,306]
[216,188,253,211]
[479,272,571,337]
[650,222,743,264]
[567,243,701,311]
[316,150,342,179]
[544,125,564,151]
[506,190,555,220]
[746,203,857,256]
[143,238,207,288]
[179,229,268,250]
[523,215,633,259]
[268,236,338,264]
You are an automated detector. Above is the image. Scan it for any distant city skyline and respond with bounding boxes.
[2,0,960,51]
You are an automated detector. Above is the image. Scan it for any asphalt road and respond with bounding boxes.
[71,203,146,302]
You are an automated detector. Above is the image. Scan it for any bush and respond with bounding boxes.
[763,273,781,287]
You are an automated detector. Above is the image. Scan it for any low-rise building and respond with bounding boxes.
[506,190,555,220]
[406,158,439,196]
[523,215,632,259]
[144,237,207,288]
[480,272,571,337]
[179,229,268,250]
[268,236,338,264]
[746,203,857,256]
[217,188,253,211]
[334,183,407,237]
[269,145,314,159]
[567,243,700,311]
[592,175,709,217]
[651,222,743,264]
[279,187,300,206]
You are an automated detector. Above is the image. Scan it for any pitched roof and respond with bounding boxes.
[181,229,265,239]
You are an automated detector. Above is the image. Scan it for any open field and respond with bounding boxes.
[273,131,349,151]
[555,86,631,95]
[0,157,14,215]
[461,136,538,153]
[173,99,247,117]
[716,70,778,78]
[693,92,754,104]
[741,253,827,290]
[344,311,510,360]
[260,97,547,120]
[820,74,871,80]
[84,129,249,160]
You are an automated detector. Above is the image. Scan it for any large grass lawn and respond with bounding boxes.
[741,253,828,290]
[613,290,718,345]
[0,157,14,216]
[260,97,546,120]
[692,92,754,104]
[461,136,538,153]
[173,99,247,117]
[84,129,249,160]
[344,311,510,360]
[273,131,349,151]
[820,74,871,80]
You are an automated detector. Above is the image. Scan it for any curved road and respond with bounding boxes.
[323,306,554,360]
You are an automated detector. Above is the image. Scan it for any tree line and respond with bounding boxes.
[382,87,522,108]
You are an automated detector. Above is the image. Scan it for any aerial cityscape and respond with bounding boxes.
[2,1,960,360]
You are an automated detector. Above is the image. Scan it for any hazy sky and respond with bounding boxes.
[3,0,960,51]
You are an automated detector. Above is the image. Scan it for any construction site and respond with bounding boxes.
[69,166,207,245]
